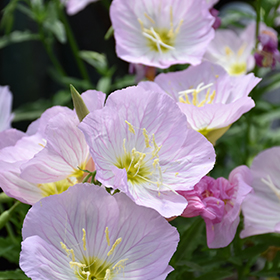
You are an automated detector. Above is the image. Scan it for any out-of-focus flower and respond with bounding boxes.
[129,63,157,83]
[110,0,214,69]
[241,147,280,238]
[61,0,99,15]
[179,166,252,248]
[0,85,14,132]
[204,22,256,75]
[0,90,105,205]
[79,86,215,218]
[254,28,280,68]
[20,183,179,280]
[139,61,260,144]
[209,8,221,30]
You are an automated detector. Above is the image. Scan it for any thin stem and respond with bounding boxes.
[59,9,90,82]
[38,23,67,77]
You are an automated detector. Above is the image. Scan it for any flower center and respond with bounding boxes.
[37,159,92,197]
[114,121,174,195]
[224,45,247,75]
[138,7,183,53]
[61,228,127,280]
[178,82,216,107]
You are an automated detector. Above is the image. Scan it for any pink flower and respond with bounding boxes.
[20,184,179,280]
[139,61,260,144]
[180,166,252,248]
[110,0,214,68]
[79,85,215,218]
[0,90,105,205]
[0,85,14,132]
[61,0,99,15]
[241,147,280,238]
[204,22,256,75]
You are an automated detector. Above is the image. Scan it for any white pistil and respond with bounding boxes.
[261,175,280,200]
[142,27,175,54]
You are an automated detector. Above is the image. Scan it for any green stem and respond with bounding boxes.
[38,24,67,77]
[59,9,90,82]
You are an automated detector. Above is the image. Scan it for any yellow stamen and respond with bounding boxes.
[113,258,128,272]
[225,46,233,56]
[82,228,86,251]
[69,261,86,269]
[125,120,135,134]
[123,138,127,154]
[175,19,184,34]
[167,7,174,38]
[105,227,110,247]
[137,18,144,31]
[143,128,151,148]
[175,172,179,177]
[144,13,155,24]
[208,90,216,104]
[107,238,122,257]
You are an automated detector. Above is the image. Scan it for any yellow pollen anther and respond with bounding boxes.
[105,227,110,247]
[134,153,146,170]
[175,19,183,34]
[107,238,122,257]
[175,172,179,176]
[208,90,216,104]
[125,120,135,134]
[69,261,86,269]
[215,75,219,78]
[192,90,198,106]
[167,6,174,38]
[144,12,155,24]
[143,128,151,148]
[113,258,128,272]
[123,138,127,154]
[225,46,233,56]
[82,228,87,251]
[153,158,159,168]
[39,143,45,148]
[237,43,246,57]
[217,200,220,205]
[137,18,144,31]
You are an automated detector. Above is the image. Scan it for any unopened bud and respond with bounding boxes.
[70,85,90,122]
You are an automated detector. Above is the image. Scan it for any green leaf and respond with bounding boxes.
[0,237,21,264]
[0,0,19,34]
[0,31,40,49]
[79,51,108,73]
[0,269,30,280]
[97,76,111,94]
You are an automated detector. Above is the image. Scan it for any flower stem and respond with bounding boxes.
[59,9,91,82]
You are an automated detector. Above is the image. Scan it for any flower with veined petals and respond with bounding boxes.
[0,90,105,205]
[179,166,252,248]
[110,0,214,69]
[61,0,99,15]
[241,147,280,238]
[20,183,179,280]
[79,86,215,218]
[139,61,260,144]
[0,85,14,132]
[204,22,256,75]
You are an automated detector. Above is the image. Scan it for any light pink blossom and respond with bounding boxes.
[79,86,215,218]
[241,147,280,238]
[0,85,14,132]
[61,0,99,15]
[139,61,260,144]
[20,184,179,280]
[180,166,252,248]
[110,0,214,68]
